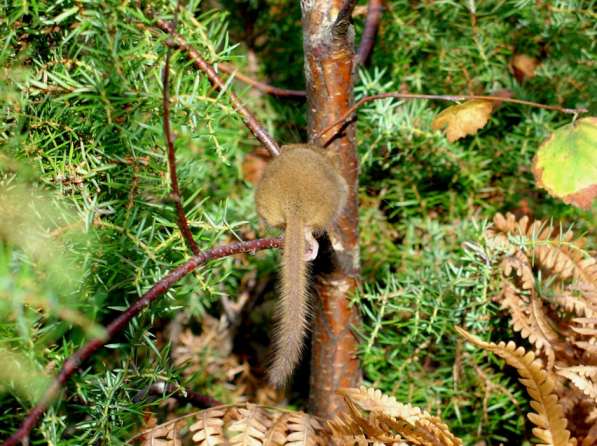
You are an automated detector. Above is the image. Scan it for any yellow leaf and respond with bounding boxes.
[432,100,494,142]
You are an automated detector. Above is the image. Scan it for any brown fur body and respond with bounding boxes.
[255,144,347,387]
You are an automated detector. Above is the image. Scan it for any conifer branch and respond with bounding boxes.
[316,92,589,144]
[154,18,281,157]
[2,237,283,446]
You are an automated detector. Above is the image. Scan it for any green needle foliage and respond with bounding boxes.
[1,0,595,445]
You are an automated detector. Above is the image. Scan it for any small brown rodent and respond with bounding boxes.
[255,144,348,387]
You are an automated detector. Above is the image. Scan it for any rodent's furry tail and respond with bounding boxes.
[269,213,309,387]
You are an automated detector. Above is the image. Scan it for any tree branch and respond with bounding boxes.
[218,63,306,98]
[162,4,200,256]
[356,0,383,64]
[316,92,590,144]
[154,18,281,157]
[302,0,362,419]
[2,237,283,446]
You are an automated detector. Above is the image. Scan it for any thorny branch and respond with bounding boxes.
[2,237,283,446]
[316,92,590,144]
[154,18,281,157]
[162,4,200,256]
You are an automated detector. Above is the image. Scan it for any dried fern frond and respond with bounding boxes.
[556,366,597,399]
[550,293,597,318]
[490,213,597,288]
[286,412,326,446]
[130,390,464,446]
[338,387,426,424]
[228,403,273,445]
[339,387,463,446]
[137,421,182,446]
[328,405,400,445]
[190,407,228,445]
[456,327,575,446]
[501,251,535,290]
[497,284,559,369]
[130,404,327,446]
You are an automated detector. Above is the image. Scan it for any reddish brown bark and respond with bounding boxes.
[301,0,362,419]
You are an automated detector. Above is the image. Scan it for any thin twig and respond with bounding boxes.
[162,2,200,256]
[134,381,223,408]
[356,0,383,64]
[316,92,589,144]
[2,237,283,446]
[155,19,281,157]
[218,63,306,98]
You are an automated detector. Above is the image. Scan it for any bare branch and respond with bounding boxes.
[2,237,283,446]
[218,63,306,98]
[356,0,383,64]
[316,92,590,144]
[154,18,281,157]
[162,3,200,256]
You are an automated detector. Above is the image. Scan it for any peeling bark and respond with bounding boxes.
[301,0,362,419]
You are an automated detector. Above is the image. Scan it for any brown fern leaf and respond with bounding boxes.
[556,366,597,399]
[228,403,273,445]
[501,251,535,290]
[338,387,425,424]
[533,244,597,288]
[490,213,597,288]
[528,293,561,370]
[328,405,400,445]
[262,413,289,446]
[374,411,462,446]
[498,284,559,369]
[190,407,228,445]
[456,327,575,446]
[371,413,430,445]
[137,421,182,446]
[571,318,597,337]
[286,412,326,446]
[340,387,462,446]
[551,293,597,318]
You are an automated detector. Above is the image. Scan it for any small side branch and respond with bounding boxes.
[134,381,223,408]
[162,27,200,255]
[317,92,589,143]
[218,63,306,98]
[155,19,281,157]
[356,0,383,64]
[2,237,283,446]
[333,0,358,39]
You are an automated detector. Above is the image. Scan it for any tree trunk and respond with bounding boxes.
[301,0,362,419]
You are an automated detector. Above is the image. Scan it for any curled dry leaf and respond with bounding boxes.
[431,99,494,142]
[511,54,540,83]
